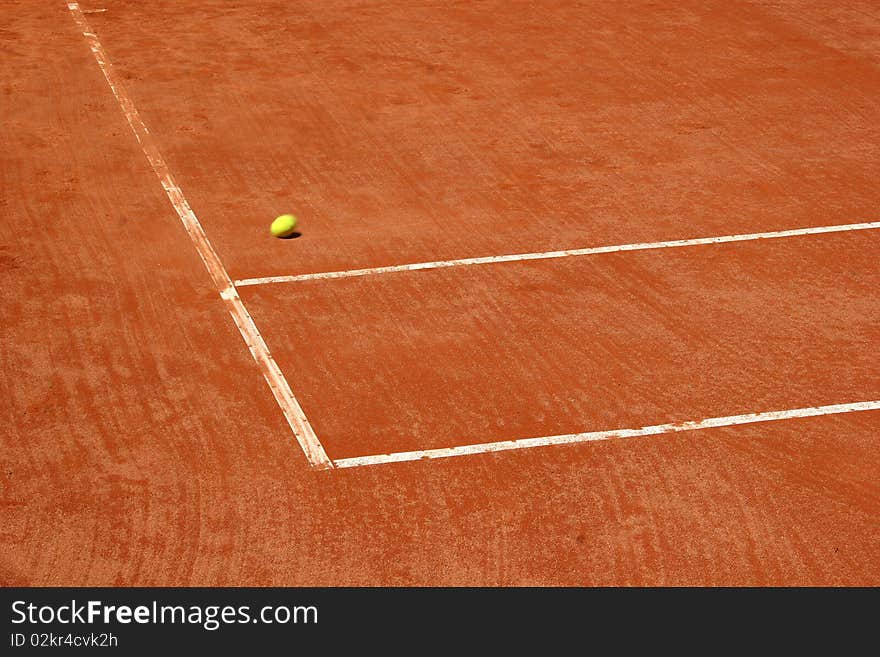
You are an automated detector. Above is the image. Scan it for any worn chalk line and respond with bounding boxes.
[67,2,333,469]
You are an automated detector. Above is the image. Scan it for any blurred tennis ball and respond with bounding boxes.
[270,213,298,238]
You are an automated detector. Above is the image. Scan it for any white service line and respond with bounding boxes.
[236,220,880,287]
[66,2,334,469]
[331,400,880,468]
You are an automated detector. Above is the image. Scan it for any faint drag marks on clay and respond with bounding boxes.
[0,246,21,273]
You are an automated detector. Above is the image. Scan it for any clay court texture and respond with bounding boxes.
[2,0,879,585]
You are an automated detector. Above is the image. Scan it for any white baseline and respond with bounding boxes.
[67,2,333,469]
[332,400,880,468]
[236,220,880,286]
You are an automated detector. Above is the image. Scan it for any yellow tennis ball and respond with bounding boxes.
[270,213,298,238]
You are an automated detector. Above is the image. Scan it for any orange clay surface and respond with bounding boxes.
[2,0,879,584]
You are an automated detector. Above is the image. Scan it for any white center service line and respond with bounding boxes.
[332,400,880,468]
[235,220,880,287]
[66,2,334,469]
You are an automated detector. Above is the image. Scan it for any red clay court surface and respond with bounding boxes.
[2,0,879,585]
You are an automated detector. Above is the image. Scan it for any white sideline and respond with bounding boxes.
[331,400,880,468]
[236,220,880,287]
[67,2,334,469]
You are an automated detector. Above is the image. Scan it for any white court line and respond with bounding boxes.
[332,401,880,468]
[236,221,880,287]
[66,2,334,469]
[66,2,880,474]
